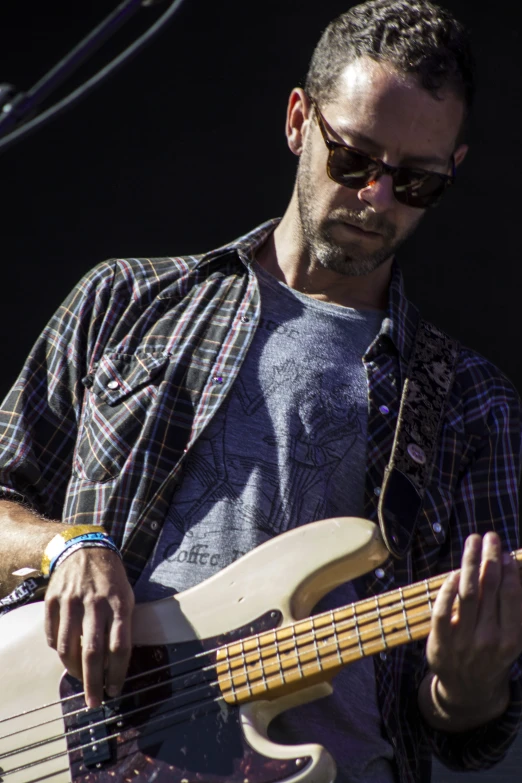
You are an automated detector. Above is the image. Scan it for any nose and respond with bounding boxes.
[357,173,396,213]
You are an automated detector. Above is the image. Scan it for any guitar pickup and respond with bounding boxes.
[75,707,113,768]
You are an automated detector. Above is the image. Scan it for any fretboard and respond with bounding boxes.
[217,550,522,705]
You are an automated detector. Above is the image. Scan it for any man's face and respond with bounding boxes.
[293,57,468,276]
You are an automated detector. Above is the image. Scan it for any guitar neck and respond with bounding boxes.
[218,549,522,705]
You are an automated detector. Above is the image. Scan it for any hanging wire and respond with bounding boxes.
[0,0,187,154]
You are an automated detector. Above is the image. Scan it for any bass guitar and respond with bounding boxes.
[0,516,514,783]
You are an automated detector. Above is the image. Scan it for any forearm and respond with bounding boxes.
[418,670,511,733]
[0,500,65,597]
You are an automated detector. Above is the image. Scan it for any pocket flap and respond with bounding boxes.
[88,353,169,404]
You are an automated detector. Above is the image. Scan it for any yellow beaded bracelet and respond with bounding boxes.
[41,525,108,578]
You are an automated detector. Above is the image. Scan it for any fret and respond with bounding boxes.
[424,578,434,613]
[275,630,286,687]
[292,621,306,678]
[330,609,343,665]
[375,595,387,651]
[257,634,283,682]
[222,646,238,702]
[254,632,267,695]
[240,637,253,697]
[352,602,365,658]
[398,587,412,641]
[311,615,324,673]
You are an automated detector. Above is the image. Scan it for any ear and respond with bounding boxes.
[453,143,468,168]
[285,87,312,157]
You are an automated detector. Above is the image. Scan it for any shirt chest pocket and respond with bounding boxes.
[74,353,169,483]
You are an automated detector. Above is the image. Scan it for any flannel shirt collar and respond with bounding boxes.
[200,218,280,266]
[378,262,420,364]
[203,218,420,363]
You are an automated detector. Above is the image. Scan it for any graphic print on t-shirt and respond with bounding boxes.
[134,266,383,598]
[170,357,362,537]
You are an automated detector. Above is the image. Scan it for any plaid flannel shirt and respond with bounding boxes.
[0,219,521,782]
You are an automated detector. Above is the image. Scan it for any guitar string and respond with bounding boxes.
[0,577,445,744]
[0,591,440,767]
[2,679,225,773]
[0,568,450,725]
[5,555,521,775]
[0,580,445,751]
[2,596,438,767]
[3,617,437,780]
[1,690,227,779]
[3,613,438,778]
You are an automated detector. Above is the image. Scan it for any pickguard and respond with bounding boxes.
[61,609,311,783]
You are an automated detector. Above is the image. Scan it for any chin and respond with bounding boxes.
[316,247,388,277]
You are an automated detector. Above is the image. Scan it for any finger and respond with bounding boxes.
[431,570,460,643]
[105,610,133,698]
[44,593,61,650]
[81,602,110,708]
[54,601,84,681]
[498,551,522,655]
[454,534,482,636]
[475,532,503,631]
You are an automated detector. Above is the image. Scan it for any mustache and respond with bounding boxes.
[330,210,396,239]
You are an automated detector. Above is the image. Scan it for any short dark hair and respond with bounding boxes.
[305,0,475,116]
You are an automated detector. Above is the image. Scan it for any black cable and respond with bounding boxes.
[0,0,188,155]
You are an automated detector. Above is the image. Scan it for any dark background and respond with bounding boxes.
[1,0,521,401]
[1,2,522,780]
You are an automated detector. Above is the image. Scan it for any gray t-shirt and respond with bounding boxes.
[134,264,394,782]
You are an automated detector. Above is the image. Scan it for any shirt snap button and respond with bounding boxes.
[433,522,442,534]
[375,568,385,579]
[374,486,381,497]
[379,405,390,415]
[407,443,426,465]
[107,380,119,390]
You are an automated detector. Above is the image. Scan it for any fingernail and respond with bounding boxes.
[502,552,512,566]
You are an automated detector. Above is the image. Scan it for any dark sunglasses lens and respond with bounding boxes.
[393,169,450,208]
[328,147,379,189]
[328,143,452,208]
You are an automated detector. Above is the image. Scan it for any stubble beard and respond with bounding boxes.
[296,144,420,277]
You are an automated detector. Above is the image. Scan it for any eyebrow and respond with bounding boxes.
[334,124,450,168]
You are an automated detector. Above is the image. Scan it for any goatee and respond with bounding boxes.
[296,142,419,276]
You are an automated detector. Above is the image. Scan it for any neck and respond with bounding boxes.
[255,205,392,311]
[218,549,522,706]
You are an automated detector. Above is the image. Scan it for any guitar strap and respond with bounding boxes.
[377,318,460,559]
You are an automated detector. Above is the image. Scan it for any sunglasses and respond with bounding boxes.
[310,100,455,209]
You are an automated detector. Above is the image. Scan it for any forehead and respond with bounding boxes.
[326,57,465,161]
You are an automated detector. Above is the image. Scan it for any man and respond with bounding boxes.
[0,1,521,781]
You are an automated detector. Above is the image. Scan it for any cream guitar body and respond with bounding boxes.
[0,515,472,783]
